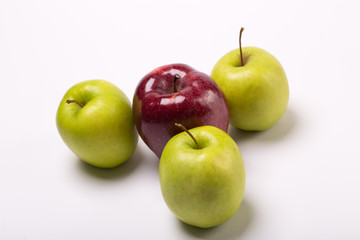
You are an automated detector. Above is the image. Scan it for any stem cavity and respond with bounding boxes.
[239,27,245,66]
[175,123,200,149]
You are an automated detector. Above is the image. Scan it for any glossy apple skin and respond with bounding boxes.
[159,126,246,228]
[56,80,138,168]
[211,47,289,131]
[133,64,229,158]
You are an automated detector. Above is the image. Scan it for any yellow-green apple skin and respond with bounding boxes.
[211,47,289,131]
[56,80,138,168]
[159,126,245,228]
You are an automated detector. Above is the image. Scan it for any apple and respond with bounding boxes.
[159,124,246,228]
[211,28,289,131]
[56,80,138,168]
[133,63,229,158]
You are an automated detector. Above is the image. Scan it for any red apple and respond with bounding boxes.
[133,63,229,158]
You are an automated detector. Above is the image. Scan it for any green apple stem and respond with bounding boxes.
[173,74,180,92]
[175,123,200,149]
[239,27,245,66]
[66,99,84,108]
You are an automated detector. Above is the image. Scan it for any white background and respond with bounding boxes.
[1,0,359,239]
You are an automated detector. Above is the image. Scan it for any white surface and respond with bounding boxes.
[1,0,360,239]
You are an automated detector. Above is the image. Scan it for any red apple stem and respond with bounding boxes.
[239,27,245,66]
[173,74,180,92]
[175,123,200,149]
[66,99,84,108]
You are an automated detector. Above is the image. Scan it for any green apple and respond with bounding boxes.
[56,80,138,168]
[211,28,289,131]
[159,124,245,228]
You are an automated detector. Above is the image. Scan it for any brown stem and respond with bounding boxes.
[239,27,245,66]
[175,123,200,149]
[174,74,180,92]
[66,99,84,108]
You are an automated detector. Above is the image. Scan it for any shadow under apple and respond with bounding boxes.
[229,107,297,144]
[75,144,144,181]
[179,199,253,240]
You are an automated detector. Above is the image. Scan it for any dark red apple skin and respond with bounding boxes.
[133,64,229,158]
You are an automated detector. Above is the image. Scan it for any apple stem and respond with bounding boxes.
[175,123,200,149]
[173,74,180,92]
[66,99,84,108]
[239,27,245,66]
